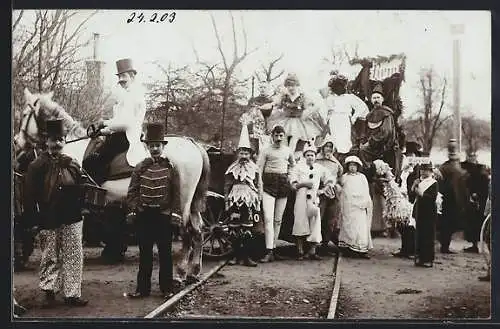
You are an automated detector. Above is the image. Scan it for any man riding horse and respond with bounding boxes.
[83,58,148,184]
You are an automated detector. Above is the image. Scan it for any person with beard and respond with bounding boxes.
[83,58,148,184]
[392,140,422,258]
[461,150,490,253]
[257,125,295,263]
[437,139,469,254]
[24,119,88,307]
[224,125,261,267]
[125,123,181,299]
[359,84,398,171]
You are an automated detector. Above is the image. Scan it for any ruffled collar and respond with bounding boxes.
[225,160,259,190]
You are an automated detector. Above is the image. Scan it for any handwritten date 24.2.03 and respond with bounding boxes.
[127,12,176,23]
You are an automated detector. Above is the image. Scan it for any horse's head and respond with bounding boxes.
[13,88,58,153]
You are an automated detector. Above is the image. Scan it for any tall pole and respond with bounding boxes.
[451,24,464,153]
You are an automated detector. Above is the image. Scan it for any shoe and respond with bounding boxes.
[297,253,304,261]
[186,275,200,285]
[125,292,150,299]
[479,274,491,282]
[163,291,175,299]
[243,257,258,267]
[64,297,89,306]
[392,250,410,258]
[259,252,274,263]
[228,257,237,266]
[308,253,322,261]
[359,253,371,259]
[415,262,433,268]
[440,249,456,254]
[464,246,479,253]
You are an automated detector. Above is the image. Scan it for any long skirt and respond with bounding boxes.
[338,206,373,253]
[292,188,322,243]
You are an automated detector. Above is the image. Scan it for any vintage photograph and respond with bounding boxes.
[11,10,491,320]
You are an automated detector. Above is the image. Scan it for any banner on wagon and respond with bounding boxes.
[406,156,431,166]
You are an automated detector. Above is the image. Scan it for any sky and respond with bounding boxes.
[13,10,491,120]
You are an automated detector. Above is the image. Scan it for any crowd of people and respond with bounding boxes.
[13,59,491,317]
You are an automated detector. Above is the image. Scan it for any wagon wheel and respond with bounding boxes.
[201,191,233,259]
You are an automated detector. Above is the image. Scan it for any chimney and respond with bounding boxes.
[93,33,100,60]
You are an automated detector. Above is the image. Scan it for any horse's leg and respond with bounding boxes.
[186,211,203,283]
[175,207,192,284]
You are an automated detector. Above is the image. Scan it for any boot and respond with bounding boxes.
[244,256,258,267]
[307,244,322,260]
[259,249,274,263]
[64,297,89,307]
[296,238,305,260]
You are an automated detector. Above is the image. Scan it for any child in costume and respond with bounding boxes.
[224,125,262,267]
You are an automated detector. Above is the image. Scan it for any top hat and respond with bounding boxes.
[371,83,384,97]
[284,73,300,86]
[237,125,253,151]
[142,123,168,144]
[116,58,137,77]
[45,119,64,139]
[405,140,422,155]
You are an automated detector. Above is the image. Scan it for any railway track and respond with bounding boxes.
[143,251,341,319]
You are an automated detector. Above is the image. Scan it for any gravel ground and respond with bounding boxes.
[13,243,218,318]
[164,243,338,319]
[335,236,491,320]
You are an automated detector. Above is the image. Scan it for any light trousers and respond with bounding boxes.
[262,192,287,249]
[39,220,84,298]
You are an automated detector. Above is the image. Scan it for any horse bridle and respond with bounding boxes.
[18,102,45,146]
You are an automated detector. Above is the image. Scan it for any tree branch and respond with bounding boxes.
[210,13,228,71]
[12,10,24,32]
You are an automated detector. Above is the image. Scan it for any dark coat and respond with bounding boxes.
[24,152,85,229]
[438,160,469,231]
[411,179,438,263]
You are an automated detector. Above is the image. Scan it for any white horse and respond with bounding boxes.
[13,88,211,283]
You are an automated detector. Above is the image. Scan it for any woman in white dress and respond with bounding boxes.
[324,74,369,161]
[338,155,373,258]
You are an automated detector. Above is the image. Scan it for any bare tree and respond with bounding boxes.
[461,115,491,153]
[210,12,258,150]
[255,53,284,83]
[413,67,452,153]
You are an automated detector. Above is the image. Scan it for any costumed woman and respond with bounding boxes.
[290,142,332,260]
[224,125,261,267]
[324,73,369,162]
[260,73,327,159]
[410,162,438,268]
[315,134,343,255]
[338,155,373,259]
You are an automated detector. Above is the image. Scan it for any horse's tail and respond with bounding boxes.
[191,141,211,213]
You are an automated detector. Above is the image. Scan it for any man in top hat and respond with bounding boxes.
[24,119,89,307]
[460,149,490,253]
[224,125,261,267]
[359,83,398,173]
[437,139,470,253]
[83,58,148,184]
[125,123,181,299]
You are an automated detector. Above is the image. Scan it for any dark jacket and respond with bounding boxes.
[24,152,85,229]
[127,157,181,216]
[438,160,469,230]
[365,105,397,155]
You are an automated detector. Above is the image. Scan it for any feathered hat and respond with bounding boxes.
[237,124,253,151]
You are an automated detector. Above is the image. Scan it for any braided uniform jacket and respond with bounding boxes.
[127,157,181,215]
